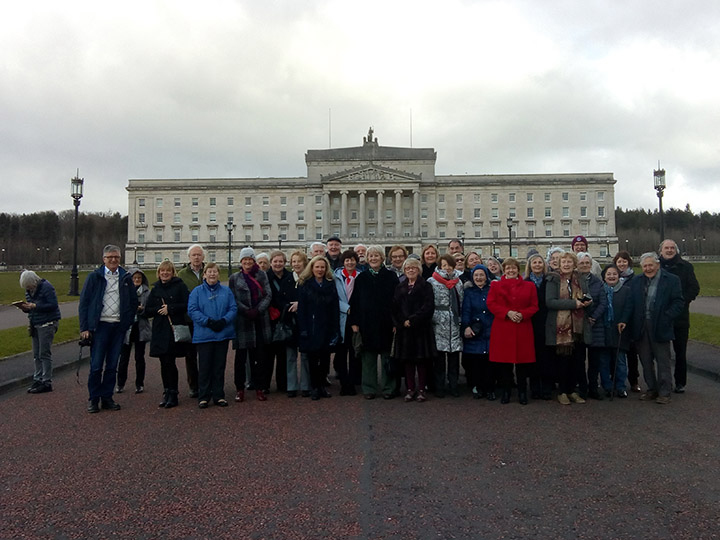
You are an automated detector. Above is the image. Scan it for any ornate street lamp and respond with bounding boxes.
[506,216,514,257]
[226,220,235,276]
[278,233,283,251]
[57,247,62,265]
[654,166,666,242]
[69,171,84,296]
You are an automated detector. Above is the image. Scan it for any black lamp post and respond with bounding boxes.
[278,233,283,251]
[682,238,686,256]
[57,247,62,265]
[492,241,496,257]
[1,247,5,265]
[69,171,84,296]
[654,166,666,242]
[625,239,629,255]
[226,220,235,276]
[133,247,138,265]
[506,217,514,257]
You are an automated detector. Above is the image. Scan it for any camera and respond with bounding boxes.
[580,294,592,303]
[79,336,93,347]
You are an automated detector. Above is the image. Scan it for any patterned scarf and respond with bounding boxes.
[242,264,265,307]
[555,271,585,355]
[342,268,357,300]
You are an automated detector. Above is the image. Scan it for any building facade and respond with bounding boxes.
[125,129,617,266]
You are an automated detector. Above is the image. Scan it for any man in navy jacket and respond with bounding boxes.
[619,252,684,404]
[79,245,138,413]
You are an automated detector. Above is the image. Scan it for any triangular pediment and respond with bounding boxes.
[321,164,422,184]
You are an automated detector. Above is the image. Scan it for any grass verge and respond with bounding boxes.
[0,316,80,359]
[689,313,720,347]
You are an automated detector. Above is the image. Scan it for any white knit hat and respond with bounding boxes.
[239,247,256,261]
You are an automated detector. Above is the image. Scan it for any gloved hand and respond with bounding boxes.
[208,318,227,332]
[246,308,259,320]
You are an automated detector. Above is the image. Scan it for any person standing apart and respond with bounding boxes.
[178,244,206,398]
[19,270,61,394]
[619,252,684,404]
[187,263,237,408]
[658,239,700,393]
[79,245,138,413]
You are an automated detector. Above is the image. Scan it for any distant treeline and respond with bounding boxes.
[0,210,127,266]
[615,206,719,256]
[0,206,717,266]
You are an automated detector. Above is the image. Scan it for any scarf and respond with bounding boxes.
[432,270,460,290]
[528,272,544,289]
[555,271,585,355]
[242,265,265,307]
[341,268,357,300]
[620,268,634,282]
[603,283,615,326]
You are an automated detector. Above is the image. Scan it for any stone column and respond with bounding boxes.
[413,189,420,237]
[376,189,385,238]
[340,190,348,238]
[394,189,403,237]
[322,191,330,238]
[359,190,366,238]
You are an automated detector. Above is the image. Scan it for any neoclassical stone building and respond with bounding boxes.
[125,129,617,266]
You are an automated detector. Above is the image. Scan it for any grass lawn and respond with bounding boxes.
[693,263,720,296]
[0,270,91,304]
[689,313,720,347]
[0,316,80,359]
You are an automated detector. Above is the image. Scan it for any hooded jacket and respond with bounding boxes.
[461,265,494,355]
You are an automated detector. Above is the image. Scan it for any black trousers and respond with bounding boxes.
[197,340,228,402]
[672,325,689,387]
[462,353,493,393]
[265,340,288,392]
[333,324,361,391]
[159,354,179,391]
[494,362,533,392]
[307,349,331,391]
[117,324,146,388]
[556,344,586,395]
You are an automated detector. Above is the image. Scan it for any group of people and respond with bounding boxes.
[18,233,700,413]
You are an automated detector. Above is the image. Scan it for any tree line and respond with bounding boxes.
[0,211,127,266]
[0,206,717,267]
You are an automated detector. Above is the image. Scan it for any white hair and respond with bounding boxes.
[187,244,205,257]
[640,252,659,264]
[366,244,385,258]
[310,241,326,251]
[20,269,42,290]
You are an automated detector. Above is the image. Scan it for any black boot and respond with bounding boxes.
[518,390,528,405]
[500,389,511,404]
[158,389,169,408]
[164,389,179,408]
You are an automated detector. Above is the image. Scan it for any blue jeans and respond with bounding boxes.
[88,322,125,401]
[32,321,58,383]
[286,346,310,392]
[598,347,628,392]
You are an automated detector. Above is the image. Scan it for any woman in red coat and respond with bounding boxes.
[487,257,539,405]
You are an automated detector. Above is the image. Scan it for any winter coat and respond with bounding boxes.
[582,272,609,348]
[177,263,204,292]
[296,277,340,353]
[349,266,399,353]
[620,269,684,343]
[603,283,632,352]
[526,274,548,351]
[123,269,151,344]
[660,254,700,329]
[145,276,190,357]
[461,265,494,355]
[334,267,361,342]
[25,279,61,327]
[487,276,538,364]
[188,280,238,344]
[544,271,592,346]
[79,265,138,334]
[428,269,464,353]
[229,268,272,350]
[391,276,436,362]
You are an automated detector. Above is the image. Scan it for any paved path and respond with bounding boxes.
[0,300,79,330]
[691,296,720,317]
[1,347,719,538]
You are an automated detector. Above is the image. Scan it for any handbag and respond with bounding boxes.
[164,300,191,342]
[272,321,293,342]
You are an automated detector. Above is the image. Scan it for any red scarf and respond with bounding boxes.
[342,268,357,284]
[341,268,357,300]
[432,271,459,290]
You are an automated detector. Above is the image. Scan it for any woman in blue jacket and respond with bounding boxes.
[188,263,237,408]
[461,265,495,400]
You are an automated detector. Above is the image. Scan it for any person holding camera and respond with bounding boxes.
[545,251,593,405]
[79,245,138,413]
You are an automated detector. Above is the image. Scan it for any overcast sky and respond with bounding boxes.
[2,0,719,215]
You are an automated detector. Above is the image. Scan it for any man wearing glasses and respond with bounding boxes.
[79,245,138,413]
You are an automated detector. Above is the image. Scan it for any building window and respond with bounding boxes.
[174,230,181,242]
[351,210,358,220]
[192,212,199,223]
[492,225,499,239]
[156,212,163,223]
[156,198,163,208]
[545,225,553,237]
[227,197,234,206]
[192,198,199,207]
[438,194,445,203]
[544,193,551,202]
[174,197,181,207]
[580,192,587,201]
[298,227,306,241]
[597,191,605,202]
[332,210,340,220]
[315,195,322,205]
[438,227,446,239]
[209,197,216,207]
[456,208,463,219]
[315,210,322,220]
[563,227,570,236]
[421,208,428,219]
[509,208,516,218]
[526,207,534,218]
[527,224,535,238]
[298,210,304,221]
[280,211,287,221]
[545,207,552,218]
[474,227,482,238]
[421,194,428,204]
[137,252,145,264]
[138,231,145,243]
[491,208,499,219]
[562,192,569,202]
[527,193,534,202]
[598,223,607,235]
[403,208,411,219]
[262,197,269,206]
[191,230,198,242]
[598,206,605,217]
[173,212,181,224]
[580,207,587,217]
[474,208,481,219]
[581,222,589,235]
[385,209,393,220]
[227,212,234,223]
[509,193,516,203]
[262,227,270,241]
[209,251,216,262]
[245,197,252,206]
[368,209,375,220]
[474,193,481,203]
[438,208,446,219]
[245,211,252,222]
[456,194,463,203]
[138,198,145,207]
[209,212,216,222]
[172,252,180,264]
[315,228,322,240]
[262,211,269,222]
[155,252,162,263]
[298,196,304,205]
[562,207,570,218]
[280,196,287,205]
[138,213,145,224]
[491,193,498,203]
